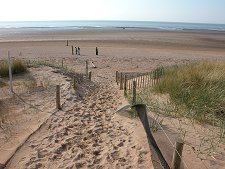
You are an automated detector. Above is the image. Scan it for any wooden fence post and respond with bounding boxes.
[142,75,145,88]
[124,75,127,96]
[154,70,157,85]
[171,138,184,169]
[138,76,141,88]
[120,72,123,90]
[56,85,61,109]
[72,45,74,55]
[66,40,68,46]
[89,71,92,81]
[8,51,13,94]
[137,76,139,88]
[116,71,119,85]
[85,60,88,78]
[132,81,137,105]
[130,75,134,90]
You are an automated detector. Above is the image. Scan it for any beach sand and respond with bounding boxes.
[0,28,225,169]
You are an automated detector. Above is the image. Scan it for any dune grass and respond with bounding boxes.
[151,61,225,125]
[0,80,6,87]
[0,59,27,77]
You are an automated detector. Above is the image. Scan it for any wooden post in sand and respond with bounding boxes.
[89,71,92,81]
[72,45,74,55]
[61,59,64,68]
[171,138,184,169]
[116,71,119,85]
[132,81,137,105]
[85,60,88,78]
[8,51,13,93]
[124,75,127,96]
[66,40,68,46]
[120,72,123,90]
[56,85,61,109]
[147,72,150,86]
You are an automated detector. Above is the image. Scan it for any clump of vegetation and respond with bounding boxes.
[0,59,27,77]
[0,80,6,87]
[0,61,8,77]
[152,61,225,124]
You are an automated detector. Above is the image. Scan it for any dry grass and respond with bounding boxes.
[0,59,27,77]
[151,61,225,125]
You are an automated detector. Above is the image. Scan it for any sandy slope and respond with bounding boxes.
[3,67,153,169]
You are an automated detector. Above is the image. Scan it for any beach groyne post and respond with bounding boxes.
[85,60,88,78]
[72,45,74,55]
[171,138,184,169]
[124,75,127,96]
[120,72,123,90]
[56,85,61,109]
[89,71,92,81]
[132,104,170,169]
[132,81,137,105]
[8,51,13,93]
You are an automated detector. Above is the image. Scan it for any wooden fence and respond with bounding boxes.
[116,67,164,92]
[0,58,92,99]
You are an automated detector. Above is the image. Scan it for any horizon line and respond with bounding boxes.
[0,19,225,25]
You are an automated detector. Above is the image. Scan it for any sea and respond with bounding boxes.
[0,20,225,31]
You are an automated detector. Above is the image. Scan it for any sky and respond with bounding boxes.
[1,0,225,24]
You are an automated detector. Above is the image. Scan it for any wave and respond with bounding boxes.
[0,20,225,32]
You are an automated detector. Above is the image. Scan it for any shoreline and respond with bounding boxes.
[0,29,225,56]
[1,20,225,32]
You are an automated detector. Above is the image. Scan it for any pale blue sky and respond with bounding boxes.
[0,0,225,24]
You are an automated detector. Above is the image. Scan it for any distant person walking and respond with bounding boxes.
[75,47,78,55]
[96,47,98,55]
[78,47,80,55]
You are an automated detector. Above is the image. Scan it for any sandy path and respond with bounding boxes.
[5,69,153,169]
[0,66,78,166]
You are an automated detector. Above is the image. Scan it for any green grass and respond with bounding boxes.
[0,59,27,77]
[151,61,225,124]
